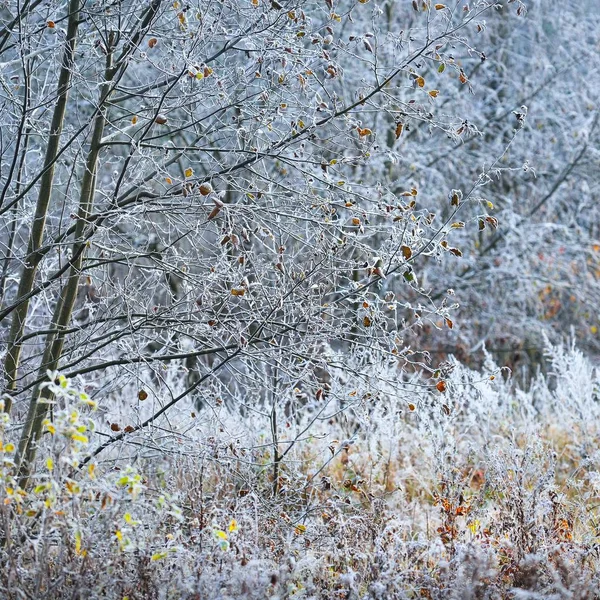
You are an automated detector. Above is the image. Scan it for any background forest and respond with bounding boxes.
[1,0,600,597]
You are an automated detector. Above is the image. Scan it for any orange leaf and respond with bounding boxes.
[436,380,447,393]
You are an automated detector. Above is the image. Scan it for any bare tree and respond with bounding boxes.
[0,0,537,483]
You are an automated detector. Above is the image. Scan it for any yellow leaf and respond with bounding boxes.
[65,480,81,494]
[591,325,598,334]
[214,529,228,540]
[3,443,15,453]
[467,520,480,534]
[228,519,238,532]
[46,457,54,470]
[416,76,425,87]
[75,531,83,555]
[294,524,307,534]
[184,168,193,178]
[435,3,446,9]
[428,89,440,97]
[131,116,138,124]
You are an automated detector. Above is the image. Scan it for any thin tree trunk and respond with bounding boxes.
[2,0,81,415]
[16,44,115,485]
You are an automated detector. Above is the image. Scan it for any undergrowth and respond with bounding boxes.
[2,342,600,599]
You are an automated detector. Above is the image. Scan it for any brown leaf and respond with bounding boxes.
[208,206,221,221]
[395,122,404,139]
[154,114,167,125]
[123,425,135,433]
[401,245,412,260]
[436,380,447,393]
[148,37,158,48]
[199,183,212,196]
[138,390,148,401]
[110,423,121,432]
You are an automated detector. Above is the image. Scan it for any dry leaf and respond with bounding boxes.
[199,183,212,196]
